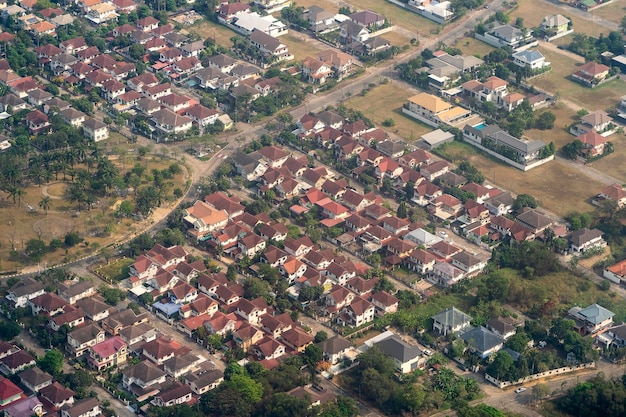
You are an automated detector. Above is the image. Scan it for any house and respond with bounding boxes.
[67,323,106,357]
[18,367,52,393]
[404,92,474,128]
[0,94,27,113]
[184,365,223,395]
[479,24,536,50]
[0,378,23,407]
[280,327,313,352]
[486,316,518,340]
[425,51,484,90]
[85,2,118,25]
[375,334,421,373]
[249,29,291,63]
[260,312,293,339]
[119,323,158,350]
[39,381,75,409]
[571,110,612,136]
[338,296,375,327]
[604,259,626,284]
[594,183,626,209]
[350,10,385,29]
[568,228,605,253]
[58,281,96,305]
[152,383,192,407]
[49,305,85,331]
[232,151,268,181]
[252,336,286,360]
[25,110,50,134]
[512,50,549,70]
[249,0,290,13]
[204,312,237,336]
[230,11,287,37]
[234,297,268,325]
[185,105,219,130]
[568,303,614,335]
[60,397,100,417]
[302,56,333,85]
[316,335,352,365]
[406,248,437,274]
[515,208,552,233]
[432,307,472,336]
[122,361,166,398]
[572,61,610,87]
[485,191,514,216]
[6,278,44,308]
[4,395,44,417]
[206,54,237,74]
[460,326,505,358]
[29,292,68,316]
[370,291,399,316]
[304,6,336,33]
[451,252,488,277]
[82,118,109,142]
[0,351,35,375]
[233,324,264,352]
[151,108,193,135]
[339,21,369,44]
[218,2,249,22]
[541,14,570,36]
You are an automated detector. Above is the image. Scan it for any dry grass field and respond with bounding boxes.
[508,0,609,37]
[436,141,602,216]
[525,103,578,149]
[0,150,188,273]
[530,46,626,110]
[189,20,237,48]
[587,134,626,183]
[345,83,432,141]
[279,33,323,62]
[453,37,495,58]
[589,0,626,26]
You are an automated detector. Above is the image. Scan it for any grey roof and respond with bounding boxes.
[428,54,483,72]
[500,347,520,361]
[231,64,260,78]
[485,191,514,207]
[375,334,420,362]
[609,323,626,340]
[58,280,93,298]
[207,53,236,67]
[341,20,367,37]
[249,29,283,52]
[452,251,482,268]
[316,335,352,355]
[377,140,405,157]
[122,360,166,382]
[9,277,43,298]
[463,123,502,140]
[572,303,615,325]
[68,323,103,344]
[460,327,504,352]
[62,397,99,417]
[76,297,110,317]
[491,25,522,42]
[82,118,107,130]
[317,110,344,127]
[488,131,546,154]
[516,208,552,229]
[568,228,604,246]
[421,129,454,146]
[184,364,223,388]
[512,50,544,63]
[19,367,53,388]
[432,307,472,328]
[231,151,262,169]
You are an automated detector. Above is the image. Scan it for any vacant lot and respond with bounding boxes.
[382,30,412,49]
[589,1,626,26]
[294,0,339,14]
[454,37,495,58]
[435,141,602,216]
[587,134,626,183]
[508,0,609,37]
[95,257,134,282]
[530,47,626,110]
[345,83,432,141]
[279,33,323,61]
[337,0,439,37]
[190,20,237,48]
[525,103,578,149]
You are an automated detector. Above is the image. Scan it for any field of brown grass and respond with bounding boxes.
[453,37,495,58]
[189,20,237,48]
[436,141,602,217]
[345,83,432,141]
[508,0,609,37]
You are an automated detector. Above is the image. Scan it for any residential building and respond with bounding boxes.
[18,367,52,393]
[568,303,614,335]
[82,118,109,142]
[460,326,505,358]
[403,92,474,128]
[568,228,606,253]
[60,398,100,417]
[58,281,96,305]
[184,365,223,395]
[375,334,421,373]
[512,50,549,70]
[572,61,610,87]
[67,324,106,357]
[432,307,472,336]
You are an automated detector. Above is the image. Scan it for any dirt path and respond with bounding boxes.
[538,40,585,64]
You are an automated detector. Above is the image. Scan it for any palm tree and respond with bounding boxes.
[38,196,52,215]
[14,188,25,207]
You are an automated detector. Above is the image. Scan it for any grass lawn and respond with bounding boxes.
[506,267,626,322]
[382,30,412,48]
[95,257,134,282]
[589,0,626,26]
[339,0,439,37]
[530,47,626,109]
[586,133,626,183]
[344,83,432,141]
[434,141,602,217]
[292,0,338,14]
[508,0,609,38]
[279,33,322,62]
[189,19,237,48]
[524,103,578,149]
[453,37,495,58]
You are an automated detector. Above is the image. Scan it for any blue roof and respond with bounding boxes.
[513,50,544,63]
[152,301,181,316]
[461,327,504,352]
[577,303,614,325]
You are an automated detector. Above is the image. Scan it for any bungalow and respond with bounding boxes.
[461,326,505,359]
[568,228,606,253]
[604,259,626,284]
[515,208,552,233]
[375,334,421,373]
[152,383,192,407]
[572,61,610,87]
[0,378,23,407]
[432,307,472,336]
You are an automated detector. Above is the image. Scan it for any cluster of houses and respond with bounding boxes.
[0,340,102,417]
[4,275,227,410]
[567,109,615,159]
[0,54,109,141]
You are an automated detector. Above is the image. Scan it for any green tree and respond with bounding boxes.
[25,239,47,262]
[38,196,52,215]
[314,331,328,343]
[0,322,21,340]
[513,193,538,211]
[38,349,64,375]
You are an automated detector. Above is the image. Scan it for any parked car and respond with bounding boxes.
[515,387,527,393]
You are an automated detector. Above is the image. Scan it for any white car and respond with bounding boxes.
[437,231,448,238]
[515,387,527,394]
[423,349,433,356]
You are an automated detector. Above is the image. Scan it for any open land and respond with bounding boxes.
[344,83,432,141]
[588,0,626,26]
[435,141,602,216]
[454,36,495,58]
[509,0,610,37]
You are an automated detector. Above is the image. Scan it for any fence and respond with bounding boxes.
[485,362,596,388]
